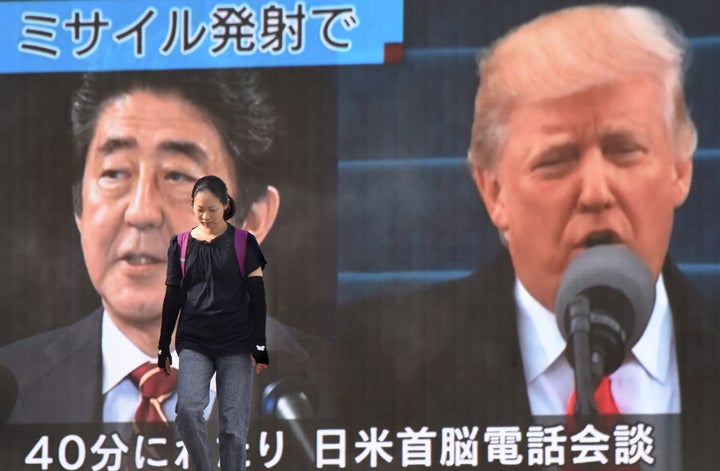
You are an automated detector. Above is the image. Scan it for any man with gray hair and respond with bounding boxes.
[339,5,719,469]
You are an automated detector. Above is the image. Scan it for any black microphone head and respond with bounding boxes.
[261,376,316,420]
[555,244,656,373]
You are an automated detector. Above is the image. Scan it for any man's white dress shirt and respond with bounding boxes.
[516,274,680,416]
[101,310,215,423]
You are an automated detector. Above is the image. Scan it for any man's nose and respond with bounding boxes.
[124,171,164,229]
[577,149,615,211]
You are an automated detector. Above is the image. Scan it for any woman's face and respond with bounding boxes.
[192,189,229,233]
[75,90,236,326]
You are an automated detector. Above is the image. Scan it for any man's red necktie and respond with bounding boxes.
[129,361,178,425]
[564,376,638,469]
[566,375,620,416]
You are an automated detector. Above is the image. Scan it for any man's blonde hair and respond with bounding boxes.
[468,4,697,170]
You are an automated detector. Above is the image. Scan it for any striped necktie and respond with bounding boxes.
[129,361,178,426]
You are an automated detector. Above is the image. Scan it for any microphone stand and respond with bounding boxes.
[567,296,599,424]
[262,377,317,463]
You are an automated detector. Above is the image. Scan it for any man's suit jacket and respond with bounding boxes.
[338,249,720,469]
[0,308,333,425]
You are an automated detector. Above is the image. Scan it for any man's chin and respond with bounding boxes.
[105,303,164,325]
[100,288,164,325]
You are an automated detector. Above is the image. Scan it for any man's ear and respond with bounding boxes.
[241,185,280,244]
[471,166,508,232]
[671,154,693,207]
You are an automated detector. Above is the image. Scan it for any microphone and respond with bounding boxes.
[262,377,317,462]
[0,363,18,426]
[555,244,655,418]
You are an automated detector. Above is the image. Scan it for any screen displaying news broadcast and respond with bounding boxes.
[1,0,720,470]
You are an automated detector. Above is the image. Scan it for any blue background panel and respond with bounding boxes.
[337,0,720,304]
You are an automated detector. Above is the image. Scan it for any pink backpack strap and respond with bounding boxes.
[234,228,248,278]
[177,231,190,276]
[177,228,247,278]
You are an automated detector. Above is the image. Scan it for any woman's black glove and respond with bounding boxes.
[157,346,172,370]
[251,344,269,365]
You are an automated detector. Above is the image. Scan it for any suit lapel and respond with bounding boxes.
[13,308,103,423]
[663,260,720,467]
[458,250,533,422]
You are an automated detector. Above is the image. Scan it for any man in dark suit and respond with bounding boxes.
[0,310,320,424]
[339,4,720,470]
[0,69,332,469]
[342,253,720,469]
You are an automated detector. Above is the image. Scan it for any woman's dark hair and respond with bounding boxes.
[70,68,277,221]
[192,175,236,221]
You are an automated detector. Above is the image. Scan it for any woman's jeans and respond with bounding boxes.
[176,349,254,471]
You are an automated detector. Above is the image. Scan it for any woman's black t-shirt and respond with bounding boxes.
[165,225,267,358]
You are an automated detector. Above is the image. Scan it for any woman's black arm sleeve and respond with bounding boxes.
[158,284,182,351]
[247,276,269,364]
[247,276,267,345]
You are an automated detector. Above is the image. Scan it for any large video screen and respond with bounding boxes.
[2,1,719,470]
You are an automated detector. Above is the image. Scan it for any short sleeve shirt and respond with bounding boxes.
[165,225,267,357]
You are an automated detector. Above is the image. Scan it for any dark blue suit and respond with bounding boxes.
[338,250,720,470]
[0,309,329,424]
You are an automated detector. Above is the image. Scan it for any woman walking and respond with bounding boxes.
[157,175,269,470]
